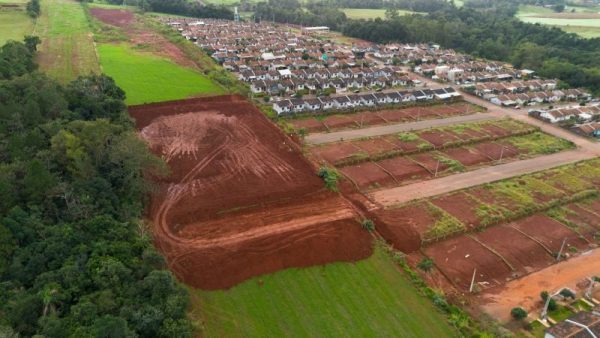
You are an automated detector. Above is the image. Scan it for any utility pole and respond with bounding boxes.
[434,159,440,177]
[469,268,477,293]
[498,146,505,163]
[557,237,568,261]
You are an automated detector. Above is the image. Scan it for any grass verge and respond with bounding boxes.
[189,243,458,338]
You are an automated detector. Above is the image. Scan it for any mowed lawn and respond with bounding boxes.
[191,247,457,338]
[342,8,418,19]
[0,10,34,45]
[97,44,224,105]
[35,0,99,82]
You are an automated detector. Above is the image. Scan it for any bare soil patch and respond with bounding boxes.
[511,214,589,253]
[442,147,490,167]
[89,8,133,27]
[378,156,431,184]
[424,235,512,290]
[430,192,483,228]
[339,162,395,189]
[130,96,372,289]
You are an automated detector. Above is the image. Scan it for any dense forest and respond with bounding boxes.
[0,38,193,337]
[139,0,233,19]
[254,0,347,30]
[304,0,452,12]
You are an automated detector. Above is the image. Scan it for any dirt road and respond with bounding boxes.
[480,248,600,322]
[369,149,597,206]
[305,112,498,145]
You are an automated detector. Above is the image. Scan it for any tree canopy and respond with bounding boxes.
[0,39,191,337]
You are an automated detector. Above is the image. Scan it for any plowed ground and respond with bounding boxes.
[129,96,372,289]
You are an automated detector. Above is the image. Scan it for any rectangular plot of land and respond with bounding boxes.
[409,152,450,174]
[474,224,554,276]
[375,109,415,123]
[378,157,431,184]
[442,147,491,167]
[424,235,513,290]
[352,111,388,127]
[310,143,363,164]
[430,192,483,228]
[416,130,461,147]
[322,115,357,130]
[511,214,589,253]
[352,138,399,156]
[290,118,327,133]
[340,162,395,189]
[374,201,434,252]
[473,142,520,161]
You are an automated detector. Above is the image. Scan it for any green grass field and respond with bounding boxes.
[517,4,600,38]
[97,43,224,105]
[34,0,100,82]
[342,8,418,19]
[0,9,34,45]
[191,246,457,338]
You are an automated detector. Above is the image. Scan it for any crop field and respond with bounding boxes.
[374,159,600,292]
[98,43,223,104]
[0,4,33,45]
[341,8,419,19]
[35,0,100,82]
[309,119,574,190]
[191,245,456,338]
[517,4,600,38]
[290,102,483,133]
[129,96,372,290]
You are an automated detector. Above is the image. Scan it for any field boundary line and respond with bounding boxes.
[467,235,516,271]
[508,225,554,256]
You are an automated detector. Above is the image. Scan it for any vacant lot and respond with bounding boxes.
[98,43,223,104]
[130,96,372,289]
[310,119,573,190]
[374,159,600,293]
[291,102,483,133]
[0,6,33,45]
[192,246,456,337]
[35,0,100,82]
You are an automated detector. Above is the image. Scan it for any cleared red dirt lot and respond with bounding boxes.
[129,96,372,289]
[290,102,481,133]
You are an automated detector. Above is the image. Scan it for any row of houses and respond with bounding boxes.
[490,89,592,107]
[250,74,413,95]
[239,66,401,82]
[273,87,461,115]
[469,79,558,96]
[529,104,600,123]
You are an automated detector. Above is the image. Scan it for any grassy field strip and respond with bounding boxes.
[341,8,419,19]
[517,4,600,38]
[0,9,34,45]
[35,0,100,82]
[192,246,456,338]
[97,43,224,105]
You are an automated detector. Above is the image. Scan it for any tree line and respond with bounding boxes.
[304,0,452,12]
[139,0,233,19]
[0,38,193,337]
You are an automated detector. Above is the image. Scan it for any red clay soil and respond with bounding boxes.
[472,142,520,161]
[409,152,450,174]
[511,214,590,253]
[474,224,555,277]
[481,125,512,138]
[430,192,483,229]
[416,129,461,147]
[89,8,134,27]
[424,235,513,290]
[352,138,398,155]
[442,147,491,167]
[290,118,326,133]
[322,114,357,130]
[372,203,427,252]
[129,96,372,289]
[377,156,431,184]
[385,136,432,153]
[562,204,600,239]
[310,142,362,164]
[339,162,395,189]
[469,186,522,212]
[375,109,415,123]
[446,128,489,141]
[353,111,388,126]
[539,171,595,194]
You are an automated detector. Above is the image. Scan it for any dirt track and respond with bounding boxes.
[480,248,600,322]
[129,96,372,289]
[368,149,594,206]
[306,113,496,144]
